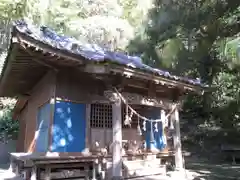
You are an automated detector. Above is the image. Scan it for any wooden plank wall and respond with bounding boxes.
[55,72,108,103]
[16,104,28,152]
[24,71,56,152]
[90,128,142,148]
[55,72,108,151]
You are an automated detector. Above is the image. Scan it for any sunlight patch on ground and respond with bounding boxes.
[197,170,211,174]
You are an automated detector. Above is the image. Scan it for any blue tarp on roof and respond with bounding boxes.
[13,20,204,87]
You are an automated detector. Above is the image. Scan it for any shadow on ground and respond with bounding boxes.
[0,163,9,170]
[185,157,240,180]
[1,156,240,180]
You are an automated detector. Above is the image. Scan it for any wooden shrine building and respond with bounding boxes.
[0,20,206,180]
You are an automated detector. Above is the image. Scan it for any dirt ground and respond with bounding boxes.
[0,157,240,180]
[184,156,240,180]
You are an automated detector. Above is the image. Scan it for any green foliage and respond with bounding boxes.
[0,0,149,140]
[0,0,149,51]
[0,99,18,141]
[127,0,240,147]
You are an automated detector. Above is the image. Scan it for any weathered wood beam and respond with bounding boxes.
[171,88,182,102]
[73,62,204,96]
[101,74,127,91]
[126,83,148,90]
[83,64,109,74]
[17,39,58,72]
[109,66,204,94]
[104,90,173,109]
[147,81,156,97]
[15,33,84,65]
[113,76,127,91]
[12,95,29,120]
[79,63,204,95]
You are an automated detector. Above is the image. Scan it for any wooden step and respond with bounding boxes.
[105,160,166,179]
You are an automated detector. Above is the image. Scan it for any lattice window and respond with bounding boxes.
[90,104,144,129]
[90,104,112,128]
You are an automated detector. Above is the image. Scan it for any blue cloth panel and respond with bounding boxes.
[51,101,86,152]
[144,107,166,150]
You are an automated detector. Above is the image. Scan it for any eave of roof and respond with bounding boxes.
[0,20,208,97]
[16,35,204,93]
[12,20,207,87]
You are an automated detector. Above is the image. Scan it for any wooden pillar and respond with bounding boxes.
[44,167,51,180]
[48,71,57,152]
[112,93,122,180]
[173,106,184,170]
[161,109,167,146]
[30,166,37,180]
[85,104,91,151]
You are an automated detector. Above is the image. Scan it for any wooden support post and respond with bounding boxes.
[161,109,167,147]
[9,156,14,174]
[92,162,96,180]
[15,165,20,177]
[31,166,37,180]
[45,167,51,180]
[173,106,184,170]
[85,104,91,151]
[112,93,122,180]
[48,71,57,152]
